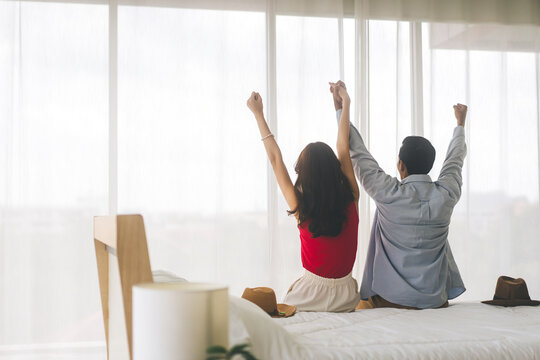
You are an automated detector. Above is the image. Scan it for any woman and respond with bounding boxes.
[246,83,359,312]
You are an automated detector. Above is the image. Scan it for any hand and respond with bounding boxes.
[453,103,468,126]
[336,85,350,104]
[329,80,348,110]
[247,91,263,115]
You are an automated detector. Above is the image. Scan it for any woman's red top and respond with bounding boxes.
[298,202,359,279]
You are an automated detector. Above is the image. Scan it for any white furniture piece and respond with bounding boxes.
[132,282,229,360]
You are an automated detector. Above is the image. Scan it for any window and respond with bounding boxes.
[0,0,108,352]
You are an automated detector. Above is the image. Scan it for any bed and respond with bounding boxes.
[230,296,540,359]
[93,215,540,359]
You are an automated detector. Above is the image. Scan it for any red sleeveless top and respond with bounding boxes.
[298,202,359,279]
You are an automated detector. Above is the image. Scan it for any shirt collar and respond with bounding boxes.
[401,174,432,184]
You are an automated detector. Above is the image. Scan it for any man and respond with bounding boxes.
[330,80,467,309]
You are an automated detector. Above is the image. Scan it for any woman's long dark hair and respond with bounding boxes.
[288,142,354,238]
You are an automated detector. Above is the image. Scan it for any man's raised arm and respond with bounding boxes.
[437,104,468,202]
[330,81,399,203]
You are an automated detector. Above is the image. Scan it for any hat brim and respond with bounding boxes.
[482,299,540,307]
[271,303,296,318]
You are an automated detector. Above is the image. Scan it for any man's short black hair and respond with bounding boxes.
[398,136,436,175]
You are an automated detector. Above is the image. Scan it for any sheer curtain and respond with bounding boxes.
[1,0,540,358]
[0,1,108,358]
[422,22,540,300]
[117,5,269,295]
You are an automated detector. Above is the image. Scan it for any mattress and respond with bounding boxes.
[229,297,540,359]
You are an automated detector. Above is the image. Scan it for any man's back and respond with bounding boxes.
[364,174,465,308]
[336,109,467,308]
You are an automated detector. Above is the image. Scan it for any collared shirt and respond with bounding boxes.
[336,109,466,308]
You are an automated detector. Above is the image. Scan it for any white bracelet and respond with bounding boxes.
[261,133,274,141]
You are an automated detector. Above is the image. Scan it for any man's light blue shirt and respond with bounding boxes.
[337,109,466,308]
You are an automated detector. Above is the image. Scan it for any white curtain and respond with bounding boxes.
[0,2,108,358]
[1,0,539,358]
[422,22,540,300]
[117,5,269,293]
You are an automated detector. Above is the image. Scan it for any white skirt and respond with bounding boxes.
[283,269,359,313]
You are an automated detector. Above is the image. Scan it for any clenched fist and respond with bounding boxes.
[247,91,263,116]
[329,80,347,110]
[453,103,468,127]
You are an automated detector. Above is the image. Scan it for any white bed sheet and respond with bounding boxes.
[230,297,540,359]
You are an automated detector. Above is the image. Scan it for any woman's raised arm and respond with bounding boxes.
[330,83,360,206]
[247,92,297,212]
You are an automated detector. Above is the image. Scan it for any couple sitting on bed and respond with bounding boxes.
[246,81,468,312]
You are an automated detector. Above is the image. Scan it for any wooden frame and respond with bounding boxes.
[94,215,153,360]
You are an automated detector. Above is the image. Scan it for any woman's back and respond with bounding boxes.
[299,202,359,279]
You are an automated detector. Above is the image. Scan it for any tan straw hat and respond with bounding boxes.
[482,276,540,307]
[241,287,296,318]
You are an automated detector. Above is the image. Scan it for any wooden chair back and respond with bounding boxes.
[94,215,153,360]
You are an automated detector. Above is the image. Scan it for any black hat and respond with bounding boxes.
[482,276,540,307]
[399,136,436,175]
